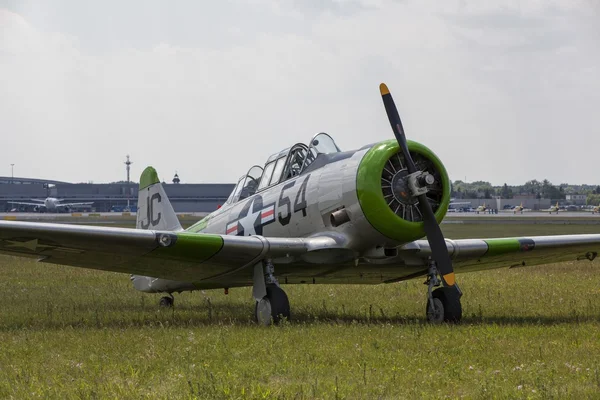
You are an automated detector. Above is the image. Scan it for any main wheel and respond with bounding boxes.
[159,296,174,307]
[426,287,462,323]
[255,285,290,326]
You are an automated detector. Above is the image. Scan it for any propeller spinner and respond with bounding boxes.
[379,83,457,289]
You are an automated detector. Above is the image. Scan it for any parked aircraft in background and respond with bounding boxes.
[447,200,471,212]
[542,202,560,214]
[8,197,93,213]
[513,202,530,214]
[474,203,489,214]
[1,84,600,326]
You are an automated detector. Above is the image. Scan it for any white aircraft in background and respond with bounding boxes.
[446,199,471,212]
[9,197,93,213]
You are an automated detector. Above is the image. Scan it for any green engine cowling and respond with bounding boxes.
[356,139,450,244]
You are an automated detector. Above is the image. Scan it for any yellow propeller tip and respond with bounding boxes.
[379,83,390,95]
[443,272,456,286]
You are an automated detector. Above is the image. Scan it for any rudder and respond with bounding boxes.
[136,167,183,231]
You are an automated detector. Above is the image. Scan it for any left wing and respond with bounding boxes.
[395,235,600,277]
[56,202,94,208]
[0,220,349,284]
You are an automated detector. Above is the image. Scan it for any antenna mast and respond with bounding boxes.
[125,155,133,211]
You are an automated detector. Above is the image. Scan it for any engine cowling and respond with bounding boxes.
[356,139,450,244]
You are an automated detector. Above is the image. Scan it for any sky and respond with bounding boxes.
[1,0,599,185]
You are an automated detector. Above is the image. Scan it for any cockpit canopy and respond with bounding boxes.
[225,133,341,205]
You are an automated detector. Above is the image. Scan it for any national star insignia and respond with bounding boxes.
[0,239,83,253]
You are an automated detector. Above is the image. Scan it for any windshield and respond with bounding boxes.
[300,132,341,172]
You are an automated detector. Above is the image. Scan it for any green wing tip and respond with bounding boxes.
[139,167,160,190]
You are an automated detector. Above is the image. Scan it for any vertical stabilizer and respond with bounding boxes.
[136,167,183,231]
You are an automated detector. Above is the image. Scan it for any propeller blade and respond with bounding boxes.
[379,83,456,287]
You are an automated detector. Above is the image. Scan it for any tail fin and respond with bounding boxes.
[136,167,183,231]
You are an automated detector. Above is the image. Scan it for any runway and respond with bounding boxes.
[447,211,600,218]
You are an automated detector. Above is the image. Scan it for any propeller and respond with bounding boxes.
[379,83,457,288]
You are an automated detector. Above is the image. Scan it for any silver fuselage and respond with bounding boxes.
[132,145,411,293]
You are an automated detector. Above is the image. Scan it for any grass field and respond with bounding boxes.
[1,219,599,399]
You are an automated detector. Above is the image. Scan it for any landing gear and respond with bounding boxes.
[426,287,462,323]
[159,294,174,307]
[424,261,462,323]
[255,285,291,325]
[253,259,290,325]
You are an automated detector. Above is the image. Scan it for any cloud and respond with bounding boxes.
[0,1,599,185]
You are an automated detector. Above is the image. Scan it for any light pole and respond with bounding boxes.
[10,164,14,183]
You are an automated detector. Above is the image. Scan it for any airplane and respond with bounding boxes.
[447,200,471,211]
[474,203,489,214]
[513,202,528,214]
[8,197,93,213]
[541,202,560,214]
[1,83,600,326]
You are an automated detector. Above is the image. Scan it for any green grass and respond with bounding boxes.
[0,220,599,398]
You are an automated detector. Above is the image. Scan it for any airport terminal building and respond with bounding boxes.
[0,176,234,213]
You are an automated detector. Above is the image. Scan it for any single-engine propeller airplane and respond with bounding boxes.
[542,202,561,214]
[513,202,528,214]
[1,83,599,325]
[474,203,489,214]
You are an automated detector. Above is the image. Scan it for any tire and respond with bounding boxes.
[426,297,444,324]
[429,287,462,323]
[159,296,174,307]
[255,285,290,325]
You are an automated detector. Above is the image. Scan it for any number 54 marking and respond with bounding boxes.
[278,175,310,226]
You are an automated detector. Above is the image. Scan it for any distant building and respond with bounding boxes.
[565,194,587,205]
[0,177,234,212]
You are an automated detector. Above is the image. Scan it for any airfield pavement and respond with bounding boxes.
[0,214,599,398]
[448,211,600,218]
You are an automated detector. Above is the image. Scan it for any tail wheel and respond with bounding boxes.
[159,296,174,307]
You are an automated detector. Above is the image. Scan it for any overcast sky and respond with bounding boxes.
[1,0,599,185]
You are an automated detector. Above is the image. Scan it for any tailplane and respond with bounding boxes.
[136,167,183,231]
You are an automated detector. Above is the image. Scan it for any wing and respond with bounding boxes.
[8,201,44,207]
[55,202,94,207]
[392,235,600,278]
[448,202,471,206]
[0,220,350,285]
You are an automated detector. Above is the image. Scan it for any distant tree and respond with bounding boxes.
[523,179,541,195]
[587,194,600,206]
[500,183,513,199]
[595,186,600,194]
